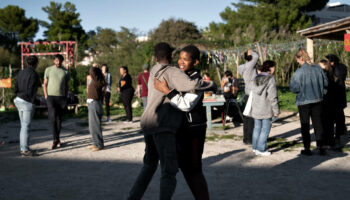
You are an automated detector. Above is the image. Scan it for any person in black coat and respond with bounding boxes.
[118,66,134,122]
[326,54,348,147]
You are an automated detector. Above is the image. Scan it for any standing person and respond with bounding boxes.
[118,66,134,123]
[86,63,98,95]
[249,60,279,156]
[43,54,70,149]
[325,54,347,147]
[14,56,40,156]
[290,48,328,156]
[137,64,150,109]
[319,59,336,147]
[153,45,211,200]
[238,50,259,144]
[87,67,106,151]
[101,64,112,122]
[127,42,214,200]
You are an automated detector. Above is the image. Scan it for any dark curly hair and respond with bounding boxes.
[26,56,38,66]
[154,42,175,61]
[181,45,200,61]
[257,60,276,72]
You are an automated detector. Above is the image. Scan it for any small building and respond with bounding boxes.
[297,16,350,62]
[307,2,350,25]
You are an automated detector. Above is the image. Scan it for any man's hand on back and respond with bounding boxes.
[154,77,171,95]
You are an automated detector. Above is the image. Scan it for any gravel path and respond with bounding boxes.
[1,108,350,200]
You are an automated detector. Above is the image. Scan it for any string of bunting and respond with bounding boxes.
[203,39,336,66]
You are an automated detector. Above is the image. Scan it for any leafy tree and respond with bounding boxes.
[95,27,118,54]
[41,1,86,44]
[149,18,202,46]
[0,46,20,68]
[207,0,328,45]
[0,5,38,42]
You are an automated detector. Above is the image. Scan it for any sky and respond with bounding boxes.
[1,0,350,40]
[0,0,236,40]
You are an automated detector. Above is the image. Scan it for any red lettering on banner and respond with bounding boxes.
[344,34,350,52]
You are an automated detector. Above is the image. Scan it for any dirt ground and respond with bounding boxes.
[1,106,350,200]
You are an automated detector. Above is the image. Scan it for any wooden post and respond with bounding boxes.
[307,38,314,63]
[235,54,240,78]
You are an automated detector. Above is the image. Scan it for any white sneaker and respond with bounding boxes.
[255,150,271,156]
[252,149,257,153]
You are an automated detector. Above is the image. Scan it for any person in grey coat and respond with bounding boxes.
[250,60,280,156]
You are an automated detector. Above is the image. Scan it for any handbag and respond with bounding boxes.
[243,91,253,116]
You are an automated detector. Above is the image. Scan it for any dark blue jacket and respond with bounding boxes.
[289,63,328,106]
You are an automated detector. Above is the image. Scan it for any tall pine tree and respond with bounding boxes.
[207,0,328,45]
[41,1,86,44]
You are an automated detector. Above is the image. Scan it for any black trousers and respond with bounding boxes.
[128,132,178,200]
[121,88,134,121]
[176,124,209,200]
[322,102,336,146]
[104,92,111,117]
[298,102,323,149]
[334,108,346,138]
[176,125,206,173]
[243,95,254,144]
[47,96,66,142]
[243,116,254,144]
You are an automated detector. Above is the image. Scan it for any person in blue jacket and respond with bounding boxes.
[290,48,328,156]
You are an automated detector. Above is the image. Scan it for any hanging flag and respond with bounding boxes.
[344,34,350,52]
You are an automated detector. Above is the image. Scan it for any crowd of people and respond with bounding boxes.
[9,41,348,199]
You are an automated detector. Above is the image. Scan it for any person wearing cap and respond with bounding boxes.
[137,63,150,109]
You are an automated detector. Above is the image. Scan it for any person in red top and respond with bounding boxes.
[137,64,150,108]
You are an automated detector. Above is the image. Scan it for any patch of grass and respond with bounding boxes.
[267,137,310,152]
[341,146,350,152]
[278,88,350,112]
[211,125,231,131]
[278,86,297,112]
[346,89,350,102]
[206,133,243,141]
[121,127,133,130]
[109,106,144,117]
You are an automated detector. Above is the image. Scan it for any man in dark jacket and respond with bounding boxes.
[14,56,40,157]
[326,54,347,147]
